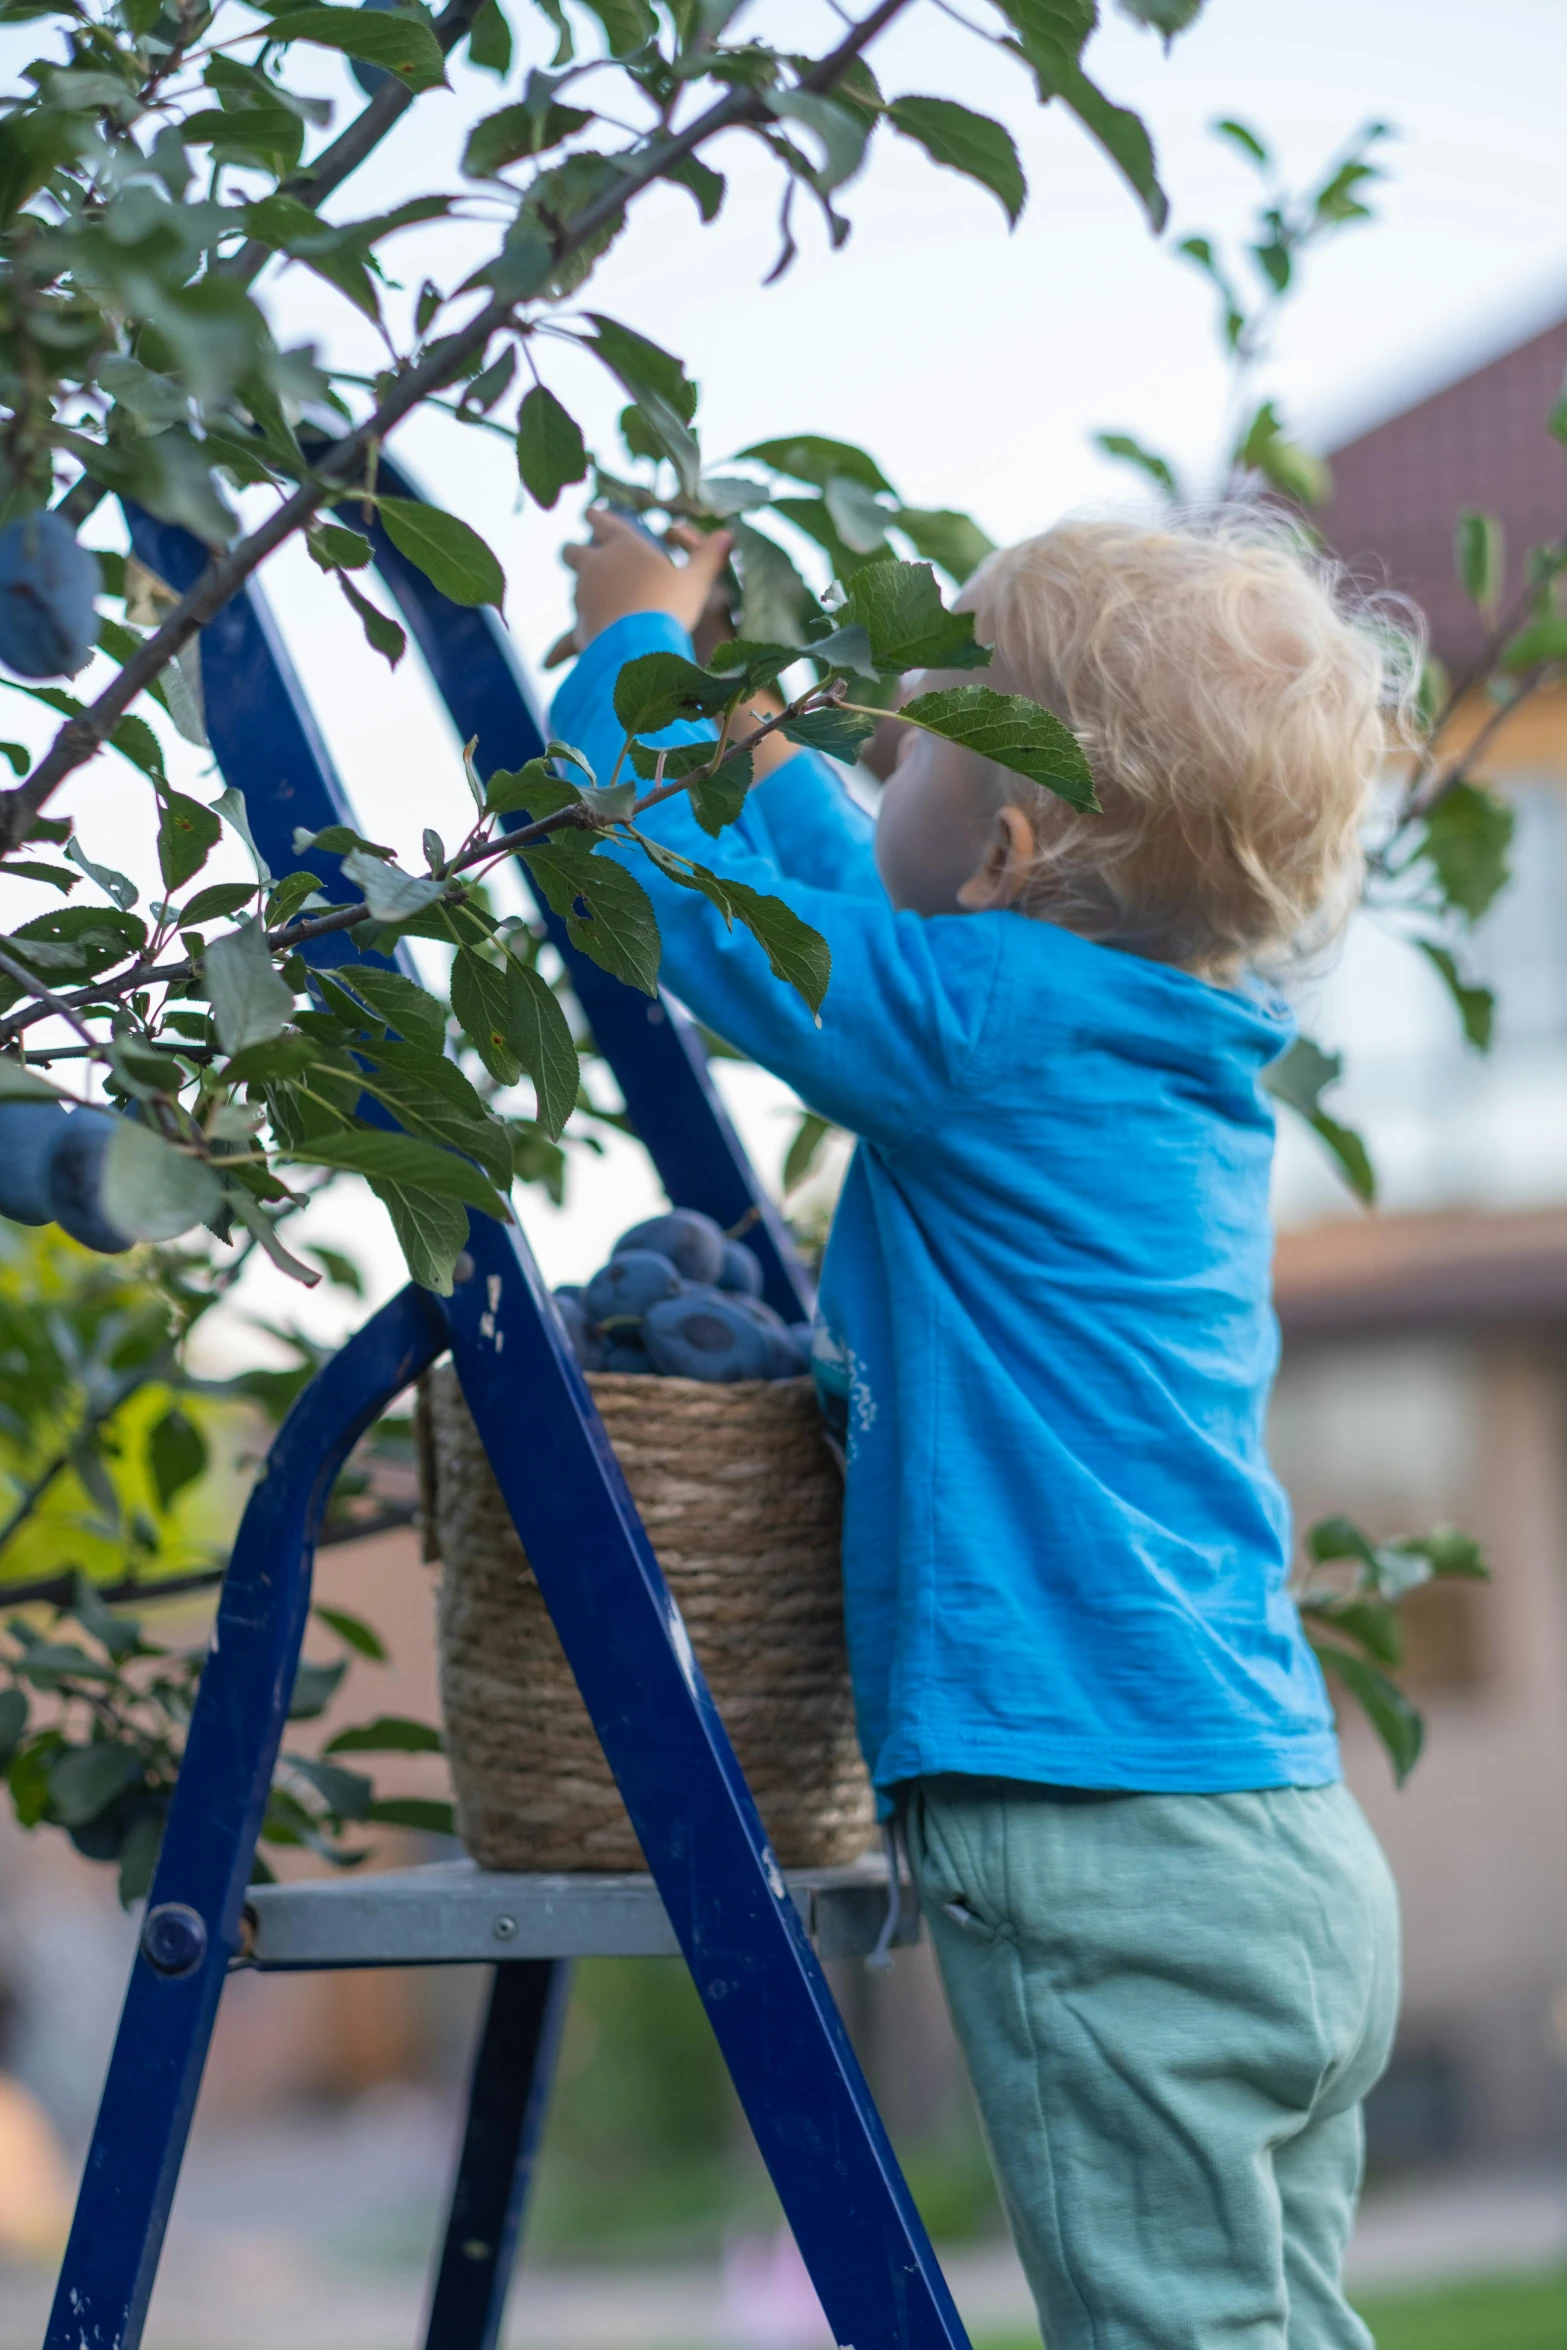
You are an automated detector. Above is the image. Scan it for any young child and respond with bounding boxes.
[553,506,1404,2350]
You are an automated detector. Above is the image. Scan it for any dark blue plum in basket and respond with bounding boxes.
[644,1292,774,1384]
[554,1290,604,1372]
[613,1208,725,1288]
[586,1248,683,1330]
[717,1237,764,1297]
[728,1293,801,1379]
[601,1338,655,1375]
[0,1099,71,1224]
[48,1111,132,1254]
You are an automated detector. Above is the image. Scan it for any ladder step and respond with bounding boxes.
[239,1855,921,1970]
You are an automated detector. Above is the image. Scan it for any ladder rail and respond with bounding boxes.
[45,1284,451,2350]
[48,496,974,2350]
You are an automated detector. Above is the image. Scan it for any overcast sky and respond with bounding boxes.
[7,0,1566,1341]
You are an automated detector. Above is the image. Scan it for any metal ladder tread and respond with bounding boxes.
[239,1853,922,1968]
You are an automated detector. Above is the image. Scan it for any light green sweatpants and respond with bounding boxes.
[905,1776,1400,2350]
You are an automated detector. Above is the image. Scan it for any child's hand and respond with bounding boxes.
[562,507,733,655]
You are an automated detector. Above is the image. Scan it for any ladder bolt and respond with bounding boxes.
[492,1914,517,1940]
[141,1903,208,1978]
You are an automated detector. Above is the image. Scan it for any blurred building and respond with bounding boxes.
[1268,309,1567,2163]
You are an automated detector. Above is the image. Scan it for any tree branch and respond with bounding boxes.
[6,0,914,855]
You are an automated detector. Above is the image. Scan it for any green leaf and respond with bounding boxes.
[377,499,505,609]
[65,837,138,911]
[371,1178,469,1294]
[338,572,407,669]
[484,758,584,821]
[206,919,295,1054]
[1263,1037,1374,1204]
[340,848,445,925]
[158,792,222,893]
[729,521,821,647]
[1416,779,1513,923]
[1034,55,1167,231]
[0,1687,27,1770]
[333,964,447,1052]
[263,5,447,88]
[1234,400,1330,507]
[813,479,884,562]
[899,684,1098,809]
[782,1109,832,1193]
[366,1795,457,1833]
[48,1742,144,1828]
[892,508,996,585]
[357,1039,513,1189]
[585,314,697,424]
[503,954,579,1138]
[109,712,166,786]
[452,947,521,1084]
[1499,612,1567,671]
[686,747,753,837]
[1093,432,1180,498]
[613,650,737,735]
[1417,940,1494,1053]
[1312,1643,1423,1786]
[779,706,879,767]
[286,1127,509,1217]
[314,1605,387,1659]
[103,1121,226,1241]
[307,521,373,572]
[663,152,725,220]
[1115,0,1204,35]
[180,882,257,929]
[1305,1596,1402,1668]
[287,1655,348,1720]
[326,1714,442,1754]
[887,97,1026,224]
[215,786,272,884]
[769,89,870,194]
[520,837,662,995]
[636,839,830,1017]
[283,1753,374,1820]
[0,860,75,893]
[515,384,588,509]
[147,1406,207,1509]
[1213,115,1269,166]
[119,1809,166,1906]
[463,97,590,176]
[839,559,989,673]
[264,871,325,931]
[738,435,893,494]
[579,0,654,51]
[0,1060,65,1103]
[466,0,512,72]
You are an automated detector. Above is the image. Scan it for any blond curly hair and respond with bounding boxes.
[956,512,1420,979]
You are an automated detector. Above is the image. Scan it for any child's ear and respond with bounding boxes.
[957,806,1037,911]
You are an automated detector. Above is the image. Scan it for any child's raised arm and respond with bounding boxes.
[550,610,1002,1149]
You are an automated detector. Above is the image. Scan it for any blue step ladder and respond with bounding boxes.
[45,471,972,2350]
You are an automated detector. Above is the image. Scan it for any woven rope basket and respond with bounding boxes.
[417,1362,876,1873]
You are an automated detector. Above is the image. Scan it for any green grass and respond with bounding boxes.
[1350,2267,1567,2348]
[972,2267,1567,2350]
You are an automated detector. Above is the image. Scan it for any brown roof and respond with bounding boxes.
[1276,1206,1567,1341]
[1322,317,1567,671]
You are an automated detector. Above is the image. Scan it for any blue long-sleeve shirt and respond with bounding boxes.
[552,614,1339,1797]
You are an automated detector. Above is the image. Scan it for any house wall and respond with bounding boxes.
[1270,1326,1567,2159]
